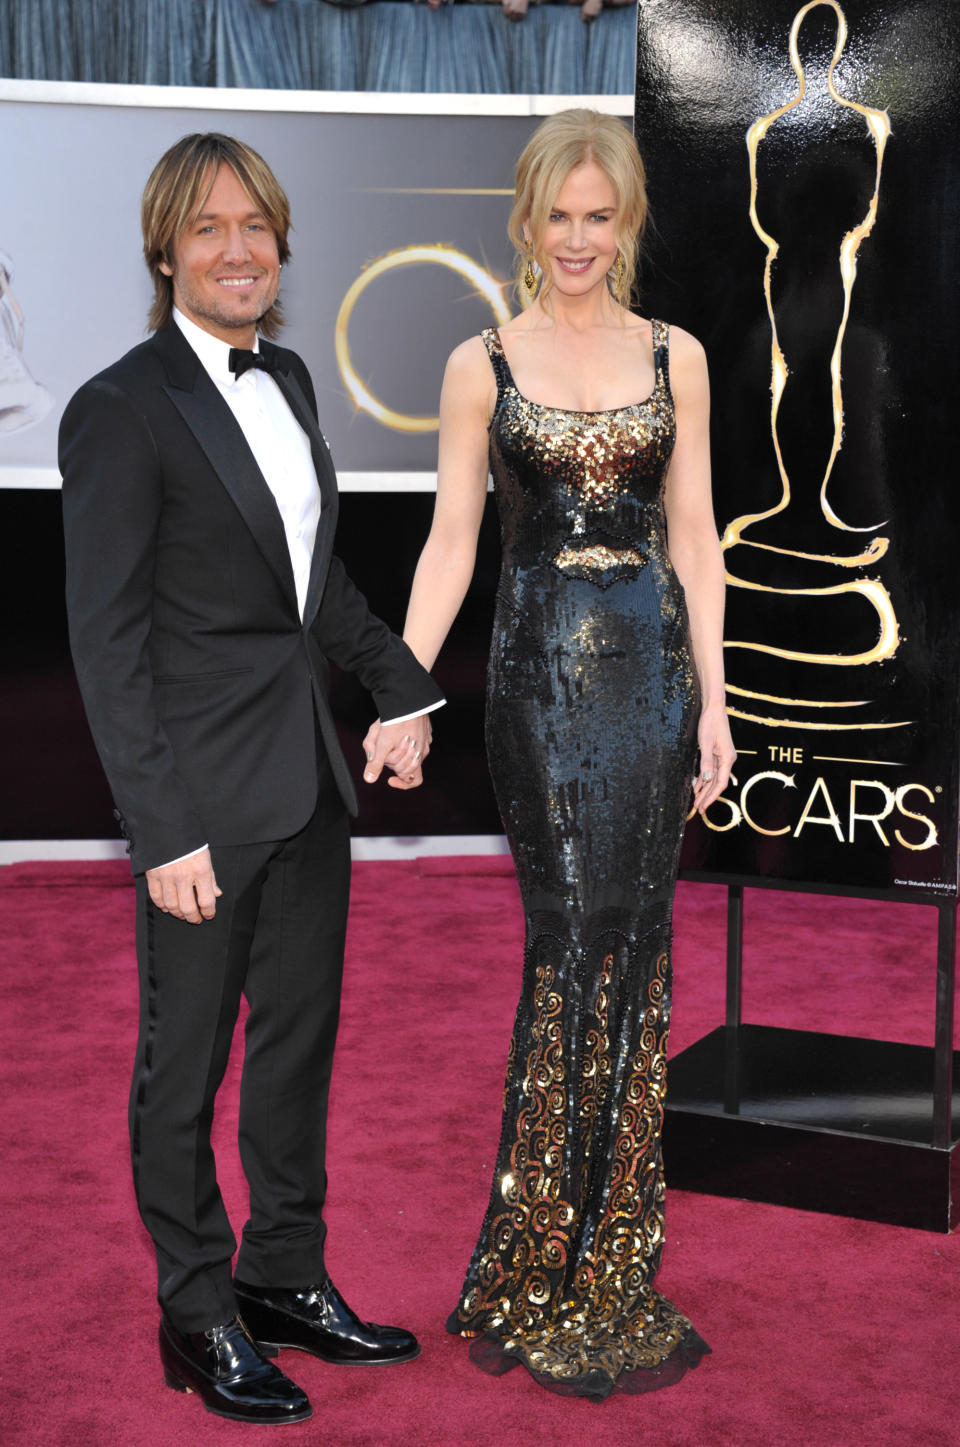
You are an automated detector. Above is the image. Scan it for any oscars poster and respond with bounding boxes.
[635,0,960,898]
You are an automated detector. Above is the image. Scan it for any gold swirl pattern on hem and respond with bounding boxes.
[457,950,692,1386]
[460,960,573,1333]
[578,958,612,1158]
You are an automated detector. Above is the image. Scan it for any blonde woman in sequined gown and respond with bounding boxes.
[373,110,736,1400]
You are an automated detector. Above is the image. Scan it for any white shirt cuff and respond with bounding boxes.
[156,844,209,869]
[380,699,446,727]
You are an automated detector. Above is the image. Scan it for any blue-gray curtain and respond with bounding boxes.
[0,0,636,93]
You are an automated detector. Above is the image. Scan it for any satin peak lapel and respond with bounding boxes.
[270,364,339,630]
[164,365,298,611]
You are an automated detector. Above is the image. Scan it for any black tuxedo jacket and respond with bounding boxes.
[60,323,442,874]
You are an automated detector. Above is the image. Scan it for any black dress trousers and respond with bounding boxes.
[130,774,350,1333]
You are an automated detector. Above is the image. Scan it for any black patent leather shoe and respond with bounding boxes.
[234,1277,420,1365]
[159,1314,312,1423]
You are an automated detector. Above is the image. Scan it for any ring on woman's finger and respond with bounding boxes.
[702,770,714,782]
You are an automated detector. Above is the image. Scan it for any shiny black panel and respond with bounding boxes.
[0,490,503,844]
[664,1024,960,1230]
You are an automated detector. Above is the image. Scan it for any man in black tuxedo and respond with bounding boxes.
[60,134,444,1426]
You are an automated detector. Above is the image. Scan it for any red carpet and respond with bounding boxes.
[2,859,958,1447]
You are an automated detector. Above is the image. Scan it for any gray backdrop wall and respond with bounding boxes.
[0,89,628,850]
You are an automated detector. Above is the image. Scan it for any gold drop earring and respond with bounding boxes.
[613,252,626,291]
[522,247,539,299]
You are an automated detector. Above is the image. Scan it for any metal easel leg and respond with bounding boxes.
[932,898,956,1149]
[724,884,744,1114]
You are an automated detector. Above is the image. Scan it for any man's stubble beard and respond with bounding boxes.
[176,277,280,334]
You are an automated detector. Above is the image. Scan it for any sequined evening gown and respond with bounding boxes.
[446,323,709,1401]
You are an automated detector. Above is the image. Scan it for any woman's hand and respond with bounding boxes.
[362,715,434,790]
[692,701,736,815]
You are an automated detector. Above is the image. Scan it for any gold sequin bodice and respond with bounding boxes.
[483,321,676,591]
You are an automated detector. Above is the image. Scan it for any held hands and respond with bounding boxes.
[692,702,737,816]
[362,714,433,791]
[145,846,222,924]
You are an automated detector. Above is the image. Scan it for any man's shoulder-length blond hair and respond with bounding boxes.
[508,109,648,312]
[141,132,292,337]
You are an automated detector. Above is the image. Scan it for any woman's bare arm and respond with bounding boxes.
[402,336,495,670]
[663,327,736,812]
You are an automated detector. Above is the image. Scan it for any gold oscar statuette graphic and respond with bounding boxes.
[335,244,511,433]
[723,0,907,734]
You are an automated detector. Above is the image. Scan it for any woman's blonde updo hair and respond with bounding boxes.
[508,109,648,311]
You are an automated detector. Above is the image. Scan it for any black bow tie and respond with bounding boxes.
[228,347,279,379]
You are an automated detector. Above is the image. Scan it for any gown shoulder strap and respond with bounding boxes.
[480,327,512,405]
[651,318,671,396]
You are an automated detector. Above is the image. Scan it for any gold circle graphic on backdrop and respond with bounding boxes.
[334,245,512,433]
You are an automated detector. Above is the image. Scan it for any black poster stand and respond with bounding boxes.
[665,877,959,1231]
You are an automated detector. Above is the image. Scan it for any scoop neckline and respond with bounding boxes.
[488,324,664,416]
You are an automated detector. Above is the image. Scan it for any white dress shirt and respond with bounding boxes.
[158,312,440,870]
[174,308,320,618]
